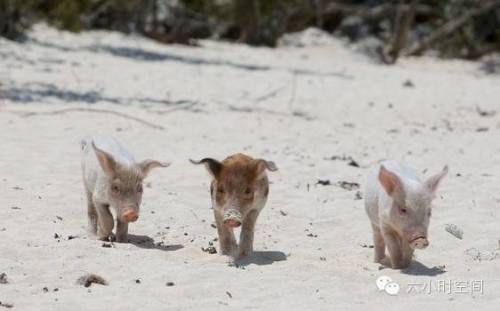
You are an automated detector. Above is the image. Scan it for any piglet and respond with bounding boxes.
[81,136,169,242]
[364,161,448,269]
[191,154,278,259]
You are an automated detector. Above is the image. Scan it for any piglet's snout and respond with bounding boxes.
[224,219,242,228]
[122,209,139,223]
[409,234,429,249]
[223,209,242,228]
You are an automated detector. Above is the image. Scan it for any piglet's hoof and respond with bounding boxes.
[99,233,115,242]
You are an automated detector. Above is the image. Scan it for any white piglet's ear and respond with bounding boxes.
[378,165,402,196]
[425,165,448,194]
[92,142,116,176]
[139,160,170,177]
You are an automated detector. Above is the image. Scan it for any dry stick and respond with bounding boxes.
[384,0,405,64]
[455,23,500,59]
[314,0,324,28]
[384,0,418,64]
[323,2,409,22]
[145,101,199,115]
[323,2,392,17]
[467,42,500,60]
[323,2,435,20]
[10,108,165,130]
[405,0,500,56]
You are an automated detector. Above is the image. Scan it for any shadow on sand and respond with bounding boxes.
[89,45,271,71]
[87,45,353,79]
[1,82,183,105]
[401,261,447,276]
[479,58,500,74]
[128,234,183,252]
[233,251,288,267]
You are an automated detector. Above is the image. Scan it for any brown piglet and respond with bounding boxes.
[191,154,278,259]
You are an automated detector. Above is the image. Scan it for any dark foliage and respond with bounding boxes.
[1,0,499,61]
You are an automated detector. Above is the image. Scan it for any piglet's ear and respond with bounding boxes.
[425,165,448,194]
[92,142,116,176]
[255,159,278,179]
[139,160,170,177]
[190,158,222,179]
[378,165,402,197]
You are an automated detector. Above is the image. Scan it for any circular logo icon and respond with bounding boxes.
[376,275,392,291]
[384,282,400,296]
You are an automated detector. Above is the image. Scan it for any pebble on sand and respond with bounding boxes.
[77,274,108,287]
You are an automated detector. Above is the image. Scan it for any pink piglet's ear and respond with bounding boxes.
[425,165,448,194]
[378,165,402,197]
[92,141,116,176]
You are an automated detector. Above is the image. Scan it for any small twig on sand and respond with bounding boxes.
[8,108,165,130]
[190,209,200,220]
[254,85,287,102]
[288,72,297,109]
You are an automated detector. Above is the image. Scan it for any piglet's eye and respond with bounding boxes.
[244,188,252,195]
[399,207,407,214]
[218,187,225,194]
[112,185,120,193]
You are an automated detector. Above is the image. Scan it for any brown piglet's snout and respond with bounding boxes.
[121,209,139,223]
[223,209,242,228]
[224,219,242,228]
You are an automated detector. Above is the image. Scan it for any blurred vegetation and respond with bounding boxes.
[1,0,499,62]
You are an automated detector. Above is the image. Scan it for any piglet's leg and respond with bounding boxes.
[96,202,114,241]
[382,227,405,269]
[401,240,414,268]
[372,225,386,263]
[86,189,98,235]
[214,210,236,255]
[115,219,129,243]
[238,209,259,259]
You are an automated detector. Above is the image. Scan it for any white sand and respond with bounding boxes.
[1,24,499,310]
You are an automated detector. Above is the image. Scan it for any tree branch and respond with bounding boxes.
[405,0,500,56]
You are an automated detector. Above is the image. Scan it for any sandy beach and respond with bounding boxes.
[1,24,499,310]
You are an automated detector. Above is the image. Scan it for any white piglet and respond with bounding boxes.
[81,136,169,242]
[365,161,448,269]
